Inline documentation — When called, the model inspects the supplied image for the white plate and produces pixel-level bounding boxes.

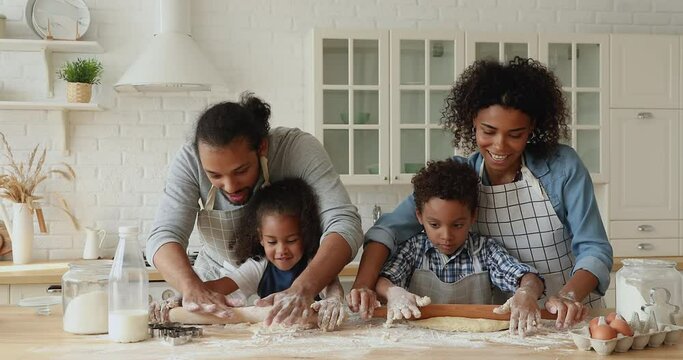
[32,0,90,40]
[24,0,41,38]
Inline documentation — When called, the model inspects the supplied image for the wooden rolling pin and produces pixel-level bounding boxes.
[167,306,318,326]
[373,304,557,320]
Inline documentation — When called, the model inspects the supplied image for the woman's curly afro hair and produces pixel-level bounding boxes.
[412,159,479,215]
[442,57,569,156]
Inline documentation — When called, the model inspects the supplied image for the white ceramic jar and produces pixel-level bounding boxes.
[616,258,683,325]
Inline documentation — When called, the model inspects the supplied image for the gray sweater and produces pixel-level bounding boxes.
[146,127,363,265]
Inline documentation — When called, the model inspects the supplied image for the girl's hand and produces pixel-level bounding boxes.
[545,292,588,329]
[494,288,541,337]
[310,296,346,331]
[255,286,315,326]
[384,286,431,325]
[346,288,380,320]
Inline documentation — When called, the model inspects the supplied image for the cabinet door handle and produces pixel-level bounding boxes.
[46,285,62,294]
[637,112,653,119]
[637,243,653,250]
[637,225,653,232]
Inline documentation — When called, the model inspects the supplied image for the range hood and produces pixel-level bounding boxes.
[114,0,224,92]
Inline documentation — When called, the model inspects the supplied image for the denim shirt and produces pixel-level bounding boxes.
[365,144,613,295]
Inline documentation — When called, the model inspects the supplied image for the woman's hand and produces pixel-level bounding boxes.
[384,286,431,325]
[346,288,380,320]
[255,286,315,326]
[545,292,588,329]
[311,296,346,331]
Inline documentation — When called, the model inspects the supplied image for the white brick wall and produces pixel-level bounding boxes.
[0,0,681,261]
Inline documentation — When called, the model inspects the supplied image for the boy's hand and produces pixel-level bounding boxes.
[545,292,588,329]
[346,288,380,320]
[311,296,346,331]
[493,287,541,337]
[385,286,431,325]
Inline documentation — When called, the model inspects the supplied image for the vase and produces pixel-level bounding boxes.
[11,202,34,264]
[66,82,92,103]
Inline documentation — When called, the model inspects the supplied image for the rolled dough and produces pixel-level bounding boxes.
[410,316,509,332]
[168,306,318,328]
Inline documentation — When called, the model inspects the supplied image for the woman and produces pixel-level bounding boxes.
[349,57,613,329]
[147,92,362,326]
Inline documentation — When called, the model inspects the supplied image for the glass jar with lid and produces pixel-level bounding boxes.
[616,258,683,325]
[62,260,112,334]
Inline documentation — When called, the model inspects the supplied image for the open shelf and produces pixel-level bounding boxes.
[0,39,104,98]
[0,101,104,155]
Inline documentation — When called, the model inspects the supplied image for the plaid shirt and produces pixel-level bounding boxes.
[380,231,541,293]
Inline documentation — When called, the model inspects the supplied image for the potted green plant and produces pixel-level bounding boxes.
[57,58,103,103]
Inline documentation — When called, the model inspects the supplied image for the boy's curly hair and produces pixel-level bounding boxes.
[442,57,570,156]
[412,159,479,215]
[234,178,322,264]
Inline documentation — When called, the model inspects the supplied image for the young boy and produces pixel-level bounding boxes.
[375,159,545,336]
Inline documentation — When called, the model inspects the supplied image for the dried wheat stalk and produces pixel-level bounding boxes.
[0,132,77,227]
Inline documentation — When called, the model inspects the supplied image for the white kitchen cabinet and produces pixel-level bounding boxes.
[9,283,55,304]
[389,30,464,183]
[465,33,537,65]
[314,29,463,185]
[609,109,679,220]
[610,34,680,109]
[0,285,8,305]
[314,29,390,185]
[539,34,609,183]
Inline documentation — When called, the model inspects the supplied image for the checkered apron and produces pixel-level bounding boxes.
[407,236,492,304]
[192,157,271,281]
[473,159,603,308]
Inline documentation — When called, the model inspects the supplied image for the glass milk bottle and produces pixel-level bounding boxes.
[108,226,149,342]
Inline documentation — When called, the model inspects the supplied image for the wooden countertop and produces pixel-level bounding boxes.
[1,257,679,286]
[1,305,681,359]
[0,259,360,285]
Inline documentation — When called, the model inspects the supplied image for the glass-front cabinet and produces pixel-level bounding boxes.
[390,30,464,183]
[314,30,389,185]
[539,34,609,183]
[465,33,537,65]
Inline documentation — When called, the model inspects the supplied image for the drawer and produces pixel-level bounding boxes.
[610,238,679,257]
[0,285,8,305]
[609,220,678,238]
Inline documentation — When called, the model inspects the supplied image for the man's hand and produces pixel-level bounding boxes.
[384,286,431,325]
[255,286,315,326]
[346,288,380,320]
[310,296,346,331]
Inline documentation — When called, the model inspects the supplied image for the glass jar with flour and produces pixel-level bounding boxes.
[62,260,112,334]
[616,258,683,325]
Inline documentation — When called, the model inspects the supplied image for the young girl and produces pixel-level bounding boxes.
[203,178,345,331]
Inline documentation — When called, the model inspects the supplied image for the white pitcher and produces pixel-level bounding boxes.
[83,227,106,260]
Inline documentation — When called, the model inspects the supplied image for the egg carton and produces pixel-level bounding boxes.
[569,312,683,355]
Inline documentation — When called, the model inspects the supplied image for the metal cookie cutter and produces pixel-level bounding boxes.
[640,287,681,325]
[149,322,203,346]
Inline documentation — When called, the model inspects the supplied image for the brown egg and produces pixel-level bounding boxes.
[588,316,602,331]
[609,314,634,336]
[605,312,618,324]
[591,324,618,340]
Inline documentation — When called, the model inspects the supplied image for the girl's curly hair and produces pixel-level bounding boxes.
[412,159,479,215]
[442,57,570,156]
[234,178,322,264]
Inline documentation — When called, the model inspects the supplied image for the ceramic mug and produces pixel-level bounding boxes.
[82,227,106,260]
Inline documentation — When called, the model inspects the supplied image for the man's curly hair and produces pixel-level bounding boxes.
[412,159,479,215]
[442,57,570,156]
[234,178,321,264]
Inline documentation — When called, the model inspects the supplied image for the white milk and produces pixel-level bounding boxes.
[63,290,108,334]
[108,309,149,343]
